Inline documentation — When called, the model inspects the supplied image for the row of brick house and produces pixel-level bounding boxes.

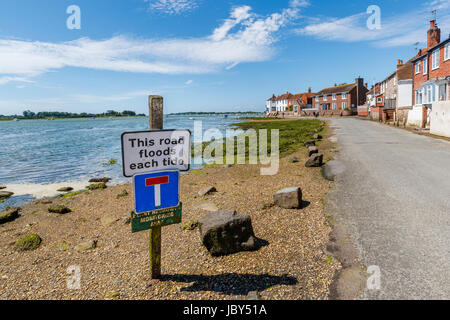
[266,78,369,117]
[265,18,449,137]
[359,19,449,134]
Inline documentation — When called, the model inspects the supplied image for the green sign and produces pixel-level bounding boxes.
[131,203,182,233]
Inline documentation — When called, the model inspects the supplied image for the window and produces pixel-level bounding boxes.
[315,103,319,109]
[377,97,382,103]
[332,103,337,110]
[315,96,319,102]
[423,56,428,74]
[342,93,347,99]
[445,43,450,61]
[342,102,347,109]
[415,61,421,74]
[425,84,433,103]
[332,94,337,100]
[432,49,440,70]
[415,89,423,105]
[324,95,328,101]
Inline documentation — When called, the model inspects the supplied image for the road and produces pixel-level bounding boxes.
[325,118,450,300]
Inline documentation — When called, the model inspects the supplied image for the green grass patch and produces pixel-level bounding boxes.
[193,119,325,164]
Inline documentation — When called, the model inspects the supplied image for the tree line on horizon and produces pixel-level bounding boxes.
[0,109,146,120]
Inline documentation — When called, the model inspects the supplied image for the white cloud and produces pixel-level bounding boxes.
[185,79,193,85]
[297,0,450,47]
[0,76,34,85]
[0,3,305,84]
[146,0,198,15]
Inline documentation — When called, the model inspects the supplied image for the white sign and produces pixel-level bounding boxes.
[121,130,191,177]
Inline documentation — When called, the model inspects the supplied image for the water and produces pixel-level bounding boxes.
[0,115,251,208]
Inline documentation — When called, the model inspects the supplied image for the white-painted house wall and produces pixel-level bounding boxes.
[430,101,450,138]
[397,80,413,108]
[407,106,424,126]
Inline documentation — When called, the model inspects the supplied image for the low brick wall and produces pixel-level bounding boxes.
[357,107,369,117]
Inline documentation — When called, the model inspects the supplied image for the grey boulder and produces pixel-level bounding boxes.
[308,146,319,157]
[305,154,323,167]
[274,187,303,209]
[199,210,258,256]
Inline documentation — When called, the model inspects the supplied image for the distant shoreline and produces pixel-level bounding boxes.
[0,115,147,122]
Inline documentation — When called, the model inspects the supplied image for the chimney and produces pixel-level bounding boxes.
[334,83,337,87]
[365,83,368,88]
[427,19,441,48]
[397,59,404,68]
[308,87,311,93]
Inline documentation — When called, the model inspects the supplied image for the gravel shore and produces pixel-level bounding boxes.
[0,130,340,300]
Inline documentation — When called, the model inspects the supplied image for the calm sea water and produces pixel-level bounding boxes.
[0,115,249,208]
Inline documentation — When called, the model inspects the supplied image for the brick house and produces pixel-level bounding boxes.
[410,19,450,127]
[314,78,368,115]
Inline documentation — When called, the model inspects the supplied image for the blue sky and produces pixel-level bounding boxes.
[0,0,449,115]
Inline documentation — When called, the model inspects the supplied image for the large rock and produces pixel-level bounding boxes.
[308,146,319,157]
[305,154,323,167]
[0,207,20,224]
[0,185,6,190]
[304,140,316,148]
[0,191,14,199]
[313,133,323,140]
[198,186,217,197]
[199,210,258,256]
[274,187,303,209]
[321,160,346,181]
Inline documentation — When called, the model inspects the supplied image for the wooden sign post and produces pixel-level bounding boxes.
[148,95,163,279]
[121,96,189,280]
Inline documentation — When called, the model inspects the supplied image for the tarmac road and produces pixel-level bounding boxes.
[325,118,450,300]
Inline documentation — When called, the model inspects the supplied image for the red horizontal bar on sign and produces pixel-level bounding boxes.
[145,176,169,187]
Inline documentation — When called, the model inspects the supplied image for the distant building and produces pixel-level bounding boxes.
[314,78,368,114]
[266,89,317,115]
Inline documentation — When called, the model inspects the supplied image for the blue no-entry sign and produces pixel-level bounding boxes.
[133,171,179,214]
